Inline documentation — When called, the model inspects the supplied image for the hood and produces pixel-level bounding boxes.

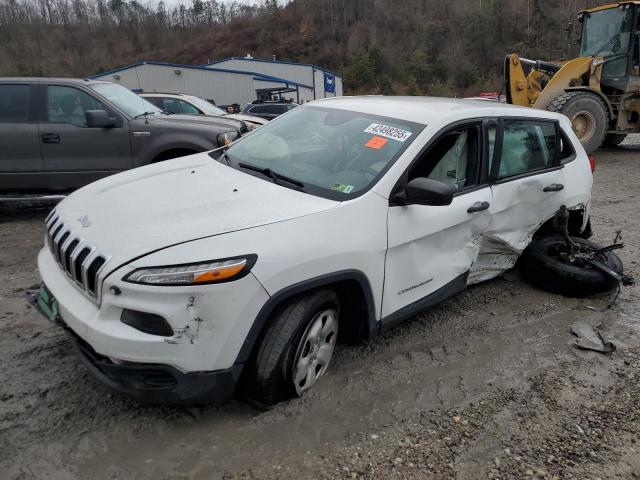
[224,113,268,126]
[54,155,338,270]
[149,113,242,131]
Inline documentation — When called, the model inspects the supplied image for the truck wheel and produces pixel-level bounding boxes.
[522,235,622,297]
[250,290,340,405]
[603,133,627,147]
[547,92,608,154]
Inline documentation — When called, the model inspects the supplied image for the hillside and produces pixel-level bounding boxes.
[0,0,603,95]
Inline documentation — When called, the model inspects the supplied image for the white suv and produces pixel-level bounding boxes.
[33,97,593,405]
[140,93,268,129]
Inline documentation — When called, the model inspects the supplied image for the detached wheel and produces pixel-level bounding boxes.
[547,92,608,154]
[250,290,339,405]
[522,235,622,297]
[603,133,627,147]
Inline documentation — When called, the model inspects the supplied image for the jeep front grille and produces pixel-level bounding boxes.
[45,212,110,301]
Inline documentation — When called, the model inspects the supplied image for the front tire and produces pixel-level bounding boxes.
[250,290,339,405]
[522,235,622,297]
[547,92,608,154]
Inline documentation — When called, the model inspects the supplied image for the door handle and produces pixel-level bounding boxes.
[41,133,60,144]
[467,201,490,214]
[543,183,564,192]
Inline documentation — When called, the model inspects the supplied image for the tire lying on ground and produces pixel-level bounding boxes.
[522,235,622,297]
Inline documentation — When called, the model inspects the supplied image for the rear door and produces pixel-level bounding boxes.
[39,84,132,191]
[486,118,569,263]
[0,83,46,191]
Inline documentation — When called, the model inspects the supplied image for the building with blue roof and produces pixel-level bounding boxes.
[90,56,342,107]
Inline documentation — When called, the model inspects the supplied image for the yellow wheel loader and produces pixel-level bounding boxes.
[505,2,640,153]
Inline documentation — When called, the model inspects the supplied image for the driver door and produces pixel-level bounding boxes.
[382,121,492,320]
[39,84,131,190]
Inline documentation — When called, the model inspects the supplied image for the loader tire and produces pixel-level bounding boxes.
[547,92,608,154]
[603,133,627,147]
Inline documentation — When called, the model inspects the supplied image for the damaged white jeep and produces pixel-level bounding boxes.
[31,96,625,405]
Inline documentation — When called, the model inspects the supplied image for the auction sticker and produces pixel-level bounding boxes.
[365,136,388,150]
[332,183,354,194]
[364,123,412,142]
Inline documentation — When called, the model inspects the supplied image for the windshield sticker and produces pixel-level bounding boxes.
[365,136,388,150]
[332,183,354,194]
[364,124,412,142]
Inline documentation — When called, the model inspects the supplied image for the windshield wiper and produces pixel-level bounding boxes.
[238,162,305,190]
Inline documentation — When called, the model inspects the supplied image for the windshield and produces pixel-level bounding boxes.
[185,95,227,116]
[223,106,423,199]
[580,7,632,58]
[90,83,162,118]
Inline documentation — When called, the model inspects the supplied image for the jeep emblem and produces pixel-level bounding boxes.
[77,215,91,228]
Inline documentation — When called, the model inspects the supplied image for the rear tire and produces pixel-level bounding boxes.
[603,133,627,147]
[250,290,340,406]
[547,92,608,154]
[522,235,622,297]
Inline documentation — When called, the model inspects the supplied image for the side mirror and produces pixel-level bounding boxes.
[395,177,454,206]
[85,110,116,128]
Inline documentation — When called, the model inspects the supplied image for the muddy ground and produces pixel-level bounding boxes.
[2,142,640,479]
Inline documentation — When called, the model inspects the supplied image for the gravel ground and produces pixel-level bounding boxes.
[2,141,640,479]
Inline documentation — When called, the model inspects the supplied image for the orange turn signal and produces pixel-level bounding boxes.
[193,261,246,284]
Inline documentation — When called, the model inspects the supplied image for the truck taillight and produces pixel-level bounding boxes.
[588,155,596,173]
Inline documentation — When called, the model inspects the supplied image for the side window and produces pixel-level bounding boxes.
[270,105,288,115]
[176,99,200,114]
[0,84,30,122]
[409,124,481,191]
[145,97,163,109]
[250,105,268,114]
[494,120,556,179]
[47,85,104,126]
[559,129,576,164]
[161,98,181,114]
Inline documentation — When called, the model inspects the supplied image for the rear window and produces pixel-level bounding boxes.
[494,120,557,179]
[0,85,30,122]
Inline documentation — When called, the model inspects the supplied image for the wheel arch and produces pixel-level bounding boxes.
[234,270,378,365]
[532,205,592,240]
[150,147,201,163]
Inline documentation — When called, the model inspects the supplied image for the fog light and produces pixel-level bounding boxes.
[121,309,174,337]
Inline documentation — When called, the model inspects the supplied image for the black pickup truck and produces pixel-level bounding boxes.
[0,78,246,194]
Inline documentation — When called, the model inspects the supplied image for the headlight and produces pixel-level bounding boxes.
[218,131,239,147]
[124,255,257,286]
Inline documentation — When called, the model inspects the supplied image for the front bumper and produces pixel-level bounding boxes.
[36,247,269,373]
[28,287,243,405]
[68,325,242,405]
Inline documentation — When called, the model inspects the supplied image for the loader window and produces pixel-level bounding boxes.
[494,120,556,179]
[580,7,632,77]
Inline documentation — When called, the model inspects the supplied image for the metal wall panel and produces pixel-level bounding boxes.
[92,61,340,106]
[94,64,263,105]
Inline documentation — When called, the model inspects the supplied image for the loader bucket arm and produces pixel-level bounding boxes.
[504,54,530,107]
[532,57,598,110]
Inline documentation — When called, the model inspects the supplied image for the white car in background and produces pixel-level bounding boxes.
[141,92,267,130]
[33,96,610,406]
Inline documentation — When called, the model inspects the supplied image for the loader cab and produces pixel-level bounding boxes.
[578,3,638,89]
